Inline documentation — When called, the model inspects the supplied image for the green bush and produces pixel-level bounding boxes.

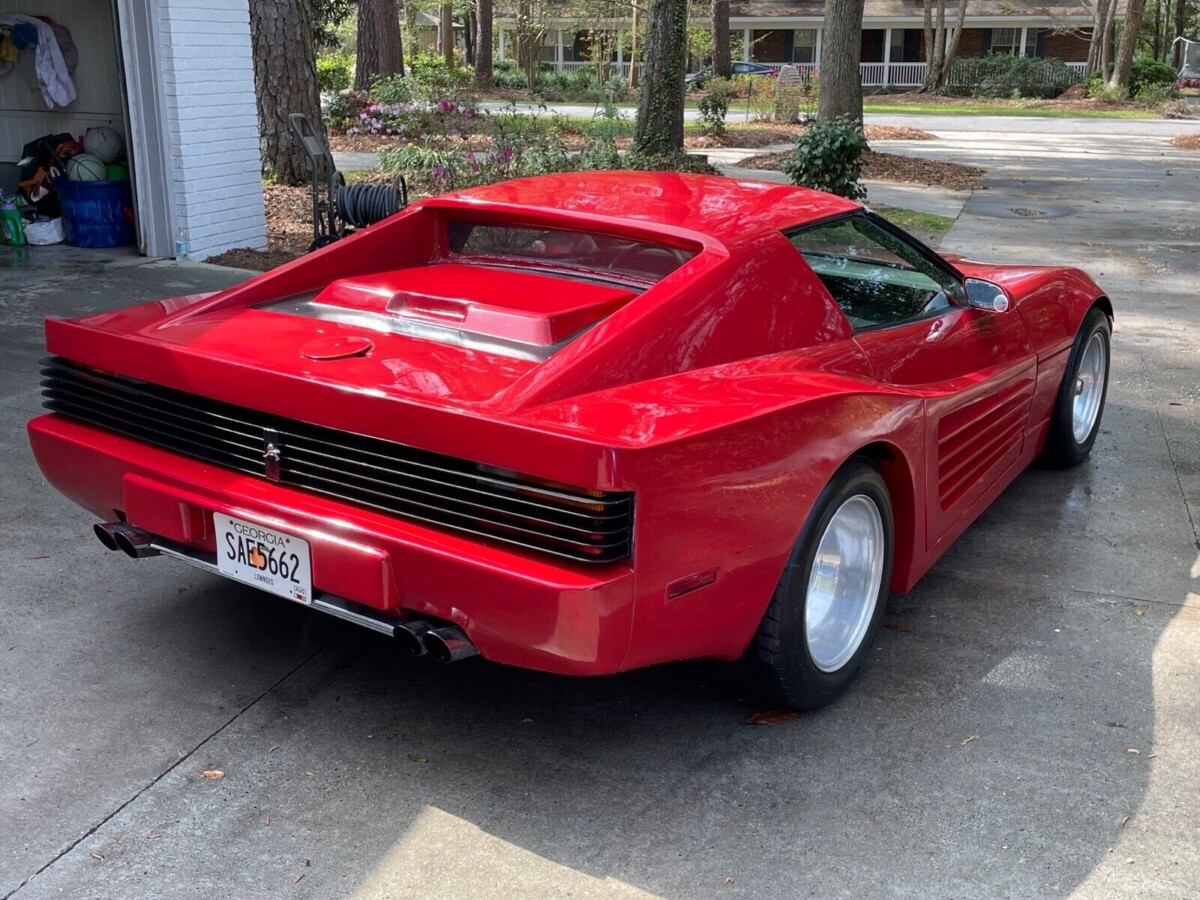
[326,88,371,130]
[781,116,868,200]
[698,77,734,134]
[953,54,1075,100]
[316,52,353,93]
[1090,82,1129,103]
[1134,81,1178,104]
[493,60,528,90]
[409,51,472,100]
[370,74,413,105]
[1129,58,1178,96]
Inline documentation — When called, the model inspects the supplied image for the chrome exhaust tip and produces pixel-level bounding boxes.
[394,621,433,657]
[93,522,121,551]
[111,524,160,559]
[422,625,479,664]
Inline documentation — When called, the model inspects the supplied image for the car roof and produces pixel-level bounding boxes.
[445,172,861,246]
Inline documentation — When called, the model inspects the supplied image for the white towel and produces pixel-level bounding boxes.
[0,14,77,109]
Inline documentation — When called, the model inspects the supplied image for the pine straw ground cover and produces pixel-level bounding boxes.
[1170,134,1200,150]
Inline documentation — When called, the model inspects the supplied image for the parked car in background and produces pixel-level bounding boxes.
[686,61,781,89]
[28,173,1112,709]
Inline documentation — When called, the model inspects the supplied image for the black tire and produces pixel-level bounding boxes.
[751,459,894,709]
[1041,306,1111,468]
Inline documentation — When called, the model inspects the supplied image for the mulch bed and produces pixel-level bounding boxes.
[1170,134,1200,149]
[687,123,935,149]
[736,149,985,191]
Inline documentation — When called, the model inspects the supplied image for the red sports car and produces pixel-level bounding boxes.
[28,173,1112,707]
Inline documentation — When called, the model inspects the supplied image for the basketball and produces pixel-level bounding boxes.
[82,126,124,164]
[66,153,107,181]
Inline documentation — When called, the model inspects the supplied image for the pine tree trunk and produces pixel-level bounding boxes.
[250,0,324,186]
[628,1,639,89]
[818,0,865,121]
[355,0,403,90]
[712,0,731,78]
[464,7,475,65]
[1173,0,1186,67]
[440,4,455,66]
[633,0,688,155]
[1109,0,1148,88]
[475,0,494,85]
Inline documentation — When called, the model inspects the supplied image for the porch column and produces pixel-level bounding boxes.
[1019,26,1028,57]
[883,27,892,86]
[743,28,751,62]
[557,29,565,70]
[617,30,624,76]
[814,27,822,66]
[499,29,506,61]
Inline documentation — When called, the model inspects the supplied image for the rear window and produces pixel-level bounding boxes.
[448,222,694,283]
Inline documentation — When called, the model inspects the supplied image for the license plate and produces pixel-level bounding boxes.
[215,514,312,603]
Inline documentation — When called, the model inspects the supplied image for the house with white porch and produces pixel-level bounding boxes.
[501,0,1103,89]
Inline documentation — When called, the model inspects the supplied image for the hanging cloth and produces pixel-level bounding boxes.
[0,14,76,108]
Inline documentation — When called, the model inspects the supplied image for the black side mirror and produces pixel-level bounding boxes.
[964,278,1010,313]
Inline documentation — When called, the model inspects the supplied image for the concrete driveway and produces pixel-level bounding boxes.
[1,126,1198,899]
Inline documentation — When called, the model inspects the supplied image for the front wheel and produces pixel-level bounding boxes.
[751,460,894,709]
[1041,306,1111,468]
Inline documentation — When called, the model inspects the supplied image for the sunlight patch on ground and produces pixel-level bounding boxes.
[353,806,662,900]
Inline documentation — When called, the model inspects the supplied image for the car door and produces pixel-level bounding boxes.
[786,213,1037,549]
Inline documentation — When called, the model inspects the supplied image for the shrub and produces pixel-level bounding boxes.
[370,74,413,105]
[954,54,1075,100]
[1129,58,1178,97]
[781,116,868,200]
[1090,82,1129,103]
[698,77,734,134]
[316,52,353,93]
[409,51,472,100]
[1134,81,1177,105]
[326,89,371,130]
[494,60,528,90]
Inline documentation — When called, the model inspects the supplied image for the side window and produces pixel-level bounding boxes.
[787,215,965,331]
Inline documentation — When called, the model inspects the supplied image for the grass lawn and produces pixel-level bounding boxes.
[871,206,956,246]
[860,101,1156,119]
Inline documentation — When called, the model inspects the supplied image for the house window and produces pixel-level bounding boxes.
[991,28,1020,55]
[792,29,816,63]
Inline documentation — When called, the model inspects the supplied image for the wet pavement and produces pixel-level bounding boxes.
[1,125,1198,899]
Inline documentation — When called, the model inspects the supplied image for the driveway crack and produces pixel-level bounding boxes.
[1141,353,1200,548]
[1,640,333,899]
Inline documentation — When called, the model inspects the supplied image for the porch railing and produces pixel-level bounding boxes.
[548,58,1088,89]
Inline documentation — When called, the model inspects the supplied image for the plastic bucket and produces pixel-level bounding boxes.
[55,178,135,248]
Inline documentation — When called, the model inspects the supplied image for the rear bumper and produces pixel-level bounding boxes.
[28,414,636,675]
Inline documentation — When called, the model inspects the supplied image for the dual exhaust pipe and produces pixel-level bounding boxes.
[94,522,160,558]
[93,520,479,663]
[395,621,479,663]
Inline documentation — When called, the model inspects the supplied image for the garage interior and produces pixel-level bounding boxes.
[0,1,143,262]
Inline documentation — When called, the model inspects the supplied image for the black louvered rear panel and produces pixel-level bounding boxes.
[41,357,633,563]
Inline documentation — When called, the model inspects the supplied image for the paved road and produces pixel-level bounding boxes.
[478,99,1200,136]
[1,127,1198,898]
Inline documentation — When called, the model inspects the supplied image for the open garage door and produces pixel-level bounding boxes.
[0,0,172,257]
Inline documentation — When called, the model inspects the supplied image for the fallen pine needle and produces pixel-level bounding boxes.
[961,734,980,746]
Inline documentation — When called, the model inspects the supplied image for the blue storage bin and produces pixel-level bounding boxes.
[56,178,135,248]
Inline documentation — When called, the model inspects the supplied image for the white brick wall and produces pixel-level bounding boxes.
[157,0,266,259]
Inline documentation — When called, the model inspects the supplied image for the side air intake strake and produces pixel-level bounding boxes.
[41,357,633,563]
